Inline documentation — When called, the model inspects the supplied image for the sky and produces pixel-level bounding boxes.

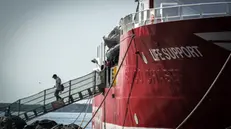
[0,0,136,103]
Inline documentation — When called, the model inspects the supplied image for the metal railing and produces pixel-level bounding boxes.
[3,71,104,121]
[120,1,231,33]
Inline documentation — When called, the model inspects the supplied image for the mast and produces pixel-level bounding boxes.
[149,0,154,8]
[135,0,154,10]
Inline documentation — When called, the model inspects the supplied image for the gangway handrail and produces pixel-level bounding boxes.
[18,88,96,117]
[21,78,94,105]
[25,76,94,102]
[5,71,94,106]
[2,70,102,119]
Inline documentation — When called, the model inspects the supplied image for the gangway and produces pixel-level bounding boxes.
[1,71,104,122]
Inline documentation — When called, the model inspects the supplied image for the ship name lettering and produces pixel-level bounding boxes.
[149,46,203,61]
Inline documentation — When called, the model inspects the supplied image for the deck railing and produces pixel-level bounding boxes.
[120,1,231,33]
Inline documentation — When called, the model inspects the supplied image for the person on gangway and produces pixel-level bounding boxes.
[52,74,64,101]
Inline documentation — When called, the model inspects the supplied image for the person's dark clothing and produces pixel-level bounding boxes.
[54,89,62,101]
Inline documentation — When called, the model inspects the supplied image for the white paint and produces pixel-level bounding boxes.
[138,0,150,11]
[101,122,172,129]
[141,52,148,64]
[92,106,173,129]
[135,0,153,28]
[134,113,139,125]
[92,106,172,129]
[92,106,103,129]
[149,46,203,61]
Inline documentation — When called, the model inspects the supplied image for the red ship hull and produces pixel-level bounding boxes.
[93,16,231,129]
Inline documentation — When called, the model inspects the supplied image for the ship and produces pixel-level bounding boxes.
[92,0,231,129]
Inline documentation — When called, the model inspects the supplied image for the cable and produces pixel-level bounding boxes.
[78,79,98,129]
[82,33,136,129]
[175,53,231,129]
[122,30,139,129]
[73,75,98,126]
[72,71,98,124]
[72,98,89,124]
[72,97,92,124]
[78,98,92,129]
